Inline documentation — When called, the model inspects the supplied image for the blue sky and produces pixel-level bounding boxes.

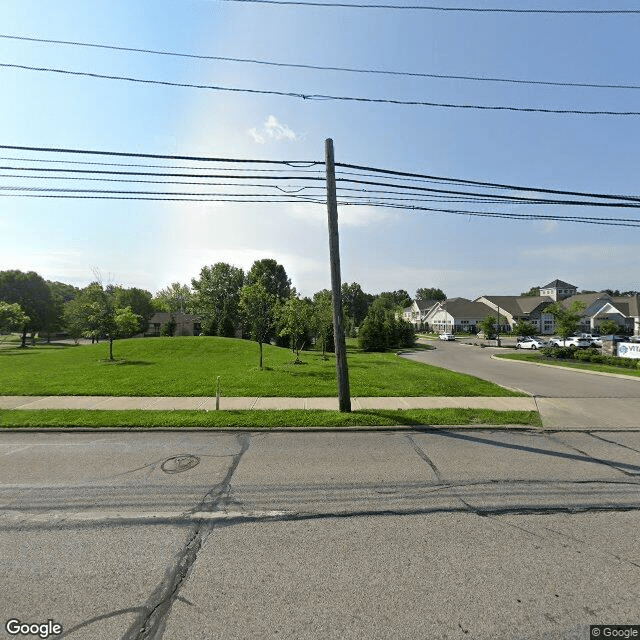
[1,0,639,300]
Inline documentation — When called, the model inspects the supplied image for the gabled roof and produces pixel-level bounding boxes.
[612,294,640,317]
[476,295,553,316]
[541,279,577,289]
[558,292,611,311]
[416,298,439,312]
[433,298,494,319]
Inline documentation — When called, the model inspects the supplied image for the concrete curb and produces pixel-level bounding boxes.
[491,354,640,381]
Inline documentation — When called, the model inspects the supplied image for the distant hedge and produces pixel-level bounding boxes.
[540,346,640,369]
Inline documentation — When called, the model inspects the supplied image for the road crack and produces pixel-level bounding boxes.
[119,433,251,640]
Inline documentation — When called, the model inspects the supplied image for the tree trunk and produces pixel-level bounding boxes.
[20,327,27,348]
[109,337,114,361]
[259,341,263,370]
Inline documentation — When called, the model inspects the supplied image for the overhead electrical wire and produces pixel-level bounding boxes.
[215,0,640,12]
[2,33,638,92]
[3,144,640,227]
[2,63,640,116]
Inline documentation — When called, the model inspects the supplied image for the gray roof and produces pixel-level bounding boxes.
[416,298,439,312]
[477,295,553,316]
[541,279,577,289]
[438,298,495,319]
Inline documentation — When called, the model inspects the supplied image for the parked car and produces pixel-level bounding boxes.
[515,337,549,350]
[548,336,592,348]
[439,332,456,341]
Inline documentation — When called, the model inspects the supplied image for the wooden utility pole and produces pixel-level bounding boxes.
[325,138,351,412]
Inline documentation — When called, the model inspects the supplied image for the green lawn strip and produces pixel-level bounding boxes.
[0,409,541,428]
[0,336,522,397]
[496,352,640,377]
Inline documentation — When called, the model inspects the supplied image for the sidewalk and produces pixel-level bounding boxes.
[0,396,536,411]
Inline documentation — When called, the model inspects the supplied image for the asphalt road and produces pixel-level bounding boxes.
[403,341,640,430]
[1,430,639,640]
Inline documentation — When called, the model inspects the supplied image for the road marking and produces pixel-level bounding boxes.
[0,509,290,525]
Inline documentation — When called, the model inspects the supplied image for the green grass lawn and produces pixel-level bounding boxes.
[0,408,541,429]
[0,336,522,397]
[496,351,640,377]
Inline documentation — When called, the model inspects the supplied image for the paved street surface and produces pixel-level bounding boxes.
[1,430,639,639]
[404,341,640,429]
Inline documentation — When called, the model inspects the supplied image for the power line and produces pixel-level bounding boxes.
[3,62,640,116]
[215,0,640,12]
[0,144,319,166]
[2,33,638,91]
[335,162,640,202]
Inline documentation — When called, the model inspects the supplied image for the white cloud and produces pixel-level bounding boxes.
[536,220,558,234]
[247,115,299,144]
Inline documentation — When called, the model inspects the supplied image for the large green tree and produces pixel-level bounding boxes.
[415,287,446,302]
[154,282,192,313]
[0,270,53,347]
[378,290,412,309]
[246,259,291,301]
[114,287,154,334]
[358,298,415,352]
[191,263,245,336]
[239,279,277,370]
[341,282,374,326]
[0,302,29,337]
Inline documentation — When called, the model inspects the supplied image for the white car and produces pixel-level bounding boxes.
[549,336,592,348]
[515,337,549,350]
[439,333,456,341]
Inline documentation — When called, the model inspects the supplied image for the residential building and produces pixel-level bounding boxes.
[475,295,555,333]
[425,298,495,333]
[539,279,578,301]
[146,312,201,337]
[403,299,440,328]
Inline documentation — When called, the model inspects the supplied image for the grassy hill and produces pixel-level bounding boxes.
[0,336,523,397]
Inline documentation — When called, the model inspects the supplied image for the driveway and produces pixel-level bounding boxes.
[403,341,640,429]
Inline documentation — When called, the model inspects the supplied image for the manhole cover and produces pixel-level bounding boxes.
[161,454,201,474]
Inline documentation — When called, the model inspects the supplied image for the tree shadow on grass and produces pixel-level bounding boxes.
[97,359,154,366]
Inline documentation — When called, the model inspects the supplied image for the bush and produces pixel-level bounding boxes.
[358,304,415,352]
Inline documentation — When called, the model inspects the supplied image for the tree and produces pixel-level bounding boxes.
[0,302,30,337]
[378,290,412,309]
[415,287,446,302]
[598,319,620,335]
[512,320,538,338]
[246,259,291,301]
[239,280,277,370]
[545,301,586,344]
[312,289,334,359]
[74,283,142,360]
[358,298,415,352]
[191,263,245,336]
[479,315,497,340]
[0,270,53,347]
[341,282,373,326]
[154,282,192,313]
[114,287,154,335]
[520,286,540,297]
[277,294,312,363]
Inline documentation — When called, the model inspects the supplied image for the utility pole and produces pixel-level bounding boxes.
[325,138,351,412]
